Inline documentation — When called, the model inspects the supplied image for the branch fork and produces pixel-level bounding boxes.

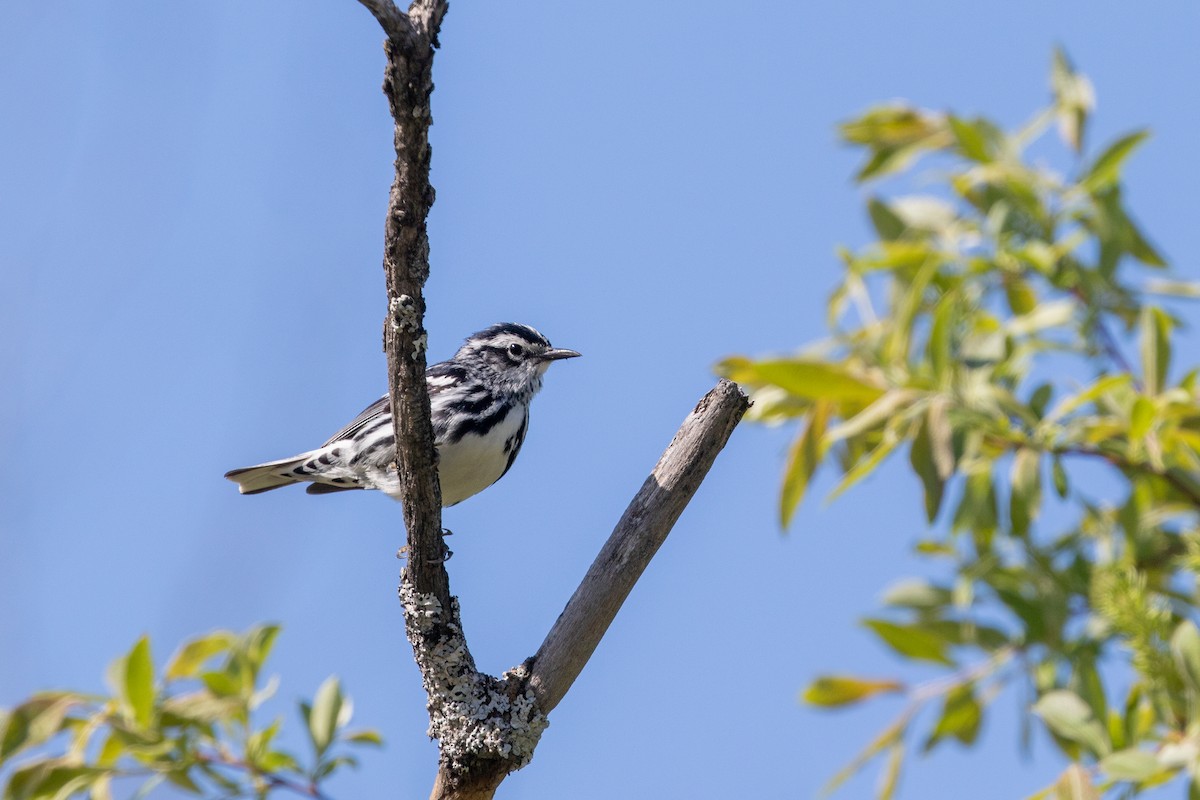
[359,2,750,797]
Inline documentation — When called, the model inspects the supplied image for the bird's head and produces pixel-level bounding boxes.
[454,323,580,399]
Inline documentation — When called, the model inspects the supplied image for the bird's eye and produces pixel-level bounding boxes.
[508,343,525,358]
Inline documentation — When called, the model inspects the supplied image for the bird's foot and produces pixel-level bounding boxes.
[429,542,453,564]
[396,540,452,563]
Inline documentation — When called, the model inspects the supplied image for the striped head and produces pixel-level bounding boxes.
[453,323,580,401]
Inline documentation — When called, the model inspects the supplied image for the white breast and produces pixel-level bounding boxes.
[436,406,527,506]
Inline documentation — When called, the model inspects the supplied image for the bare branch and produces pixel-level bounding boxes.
[528,379,750,712]
[407,0,450,43]
[358,4,749,796]
[356,0,412,40]
[367,0,450,601]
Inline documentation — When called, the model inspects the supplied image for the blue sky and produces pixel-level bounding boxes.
[3,3,1199,798]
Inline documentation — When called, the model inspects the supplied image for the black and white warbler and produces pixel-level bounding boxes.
[225,323,580,506]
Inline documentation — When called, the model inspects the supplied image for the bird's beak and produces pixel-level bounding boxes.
[542,348,581,361]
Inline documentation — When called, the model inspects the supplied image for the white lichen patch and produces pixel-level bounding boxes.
[399,583,549,775]
[390,294,420,332]
[411,331,428,360]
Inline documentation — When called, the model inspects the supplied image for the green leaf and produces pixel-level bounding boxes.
[926,398,955,481]
[1005,278,1038,317]
[1171,620,1200,693]
[243,624,281,682]
[952,468,999,544]
[123,637,155,729]
[947,115,997,163]
[717,357,885,404]
[4,759,107,800]
[1081,130,1149,193]
[1144,279,1200,298]
[1054,764,1100,800]
[344,729,384,747]
[1009,448,1042,538]
[868,198,907,241]
[1034,690,1110,757]
[802,676,903,708]
[162,768,203,795]
[929,292,956,385]
[923,684,982,752]
[878,742,904,800]
[820,715,909,797]
[862,620,954,666]
[881,579,951,610]
[1006,300,1074,336]
[1051,456,1069,499]
[307,676,343,759]
[909,417,945,523]
[0,694,81,764]
[826,428,903,503]
[1139,306,1172,395]
[1098,748,1162,782]
[166,632,236,680]
[1125,214,1166,267]
[780,402,830,527]
[246,718,282,763]
[825,390,919,445]
[1029,384,1054,419]
[1044,374,1133,423]
[1050,48,1094,153]
[1129,396,1154,440]
[200,670,242,699]
[260,750,302,773]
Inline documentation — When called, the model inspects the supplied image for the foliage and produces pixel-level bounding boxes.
[718,49,1200,798]
[0,626,380,800]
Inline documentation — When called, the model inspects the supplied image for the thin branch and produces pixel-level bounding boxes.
[986,431,1200,509]
[194,751,333,800]
[1069,285,1141,387]
[1056,444,1200,509]
[528,379,750,712]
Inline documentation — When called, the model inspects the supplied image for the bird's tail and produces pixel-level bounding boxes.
[224,454,312,495]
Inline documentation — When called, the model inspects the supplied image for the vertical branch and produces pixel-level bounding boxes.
[360,4,510,798]
[366,0,451,603]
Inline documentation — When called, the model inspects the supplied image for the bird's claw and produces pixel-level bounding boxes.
[429,542,453,564]
[398,543,453,563]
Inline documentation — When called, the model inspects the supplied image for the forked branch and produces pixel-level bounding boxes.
[359,3,749,799]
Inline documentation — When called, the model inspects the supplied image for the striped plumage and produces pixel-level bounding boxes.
[225,323,579,506]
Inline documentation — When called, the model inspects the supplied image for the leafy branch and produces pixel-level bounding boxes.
[719,49,1200,799]
[0,626,380,800]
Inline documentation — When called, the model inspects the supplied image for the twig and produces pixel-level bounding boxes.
[985,431,1200,510]
[1069,286,1141,388]
[196,751,333,800]
[1055,444,1200,509]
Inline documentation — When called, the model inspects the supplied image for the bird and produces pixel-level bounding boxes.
[225,323,580,506]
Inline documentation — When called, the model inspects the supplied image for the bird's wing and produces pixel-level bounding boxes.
[320,394,390,446]
[318,362,467,446]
